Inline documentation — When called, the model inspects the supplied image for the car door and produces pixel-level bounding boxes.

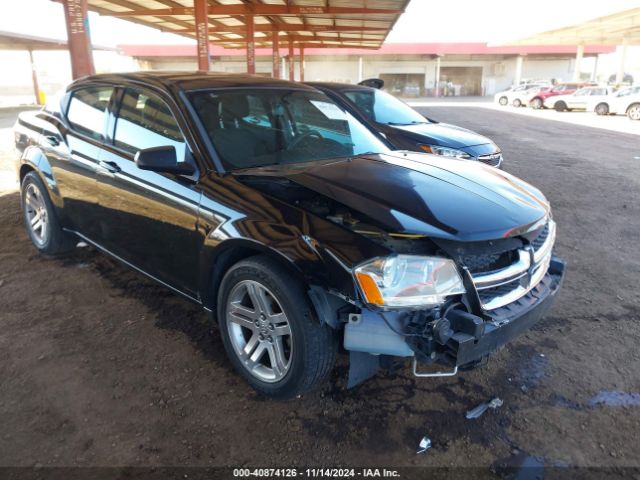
[95,87,203,298]
[566,89,589,109]
[49,85,114,239]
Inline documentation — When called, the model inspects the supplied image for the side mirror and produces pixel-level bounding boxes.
[134,146,195,175]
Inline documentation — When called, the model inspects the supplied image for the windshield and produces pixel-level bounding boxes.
[190,89,390,170]
[342,88,428,125]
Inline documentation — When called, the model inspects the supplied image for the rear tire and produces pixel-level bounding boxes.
[512,98,522,108]
[554,101,567,112]
[21,171,77,257]
[498,96,508,106]
[531,98,543,109]
[627,103,640,121]
[595,103,609,116]
[217,255,337,399]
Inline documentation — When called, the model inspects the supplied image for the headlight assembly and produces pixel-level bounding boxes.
[419,144,472,159]
[354,255,466,308]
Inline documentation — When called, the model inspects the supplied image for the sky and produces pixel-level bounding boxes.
[1,0,639,46]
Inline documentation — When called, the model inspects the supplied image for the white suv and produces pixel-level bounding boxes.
[544,86,615,112]
[588,86,640,119]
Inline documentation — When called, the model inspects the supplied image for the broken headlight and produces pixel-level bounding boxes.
[354,255,466,308]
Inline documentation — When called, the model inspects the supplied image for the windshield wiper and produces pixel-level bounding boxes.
[386,120,429,126]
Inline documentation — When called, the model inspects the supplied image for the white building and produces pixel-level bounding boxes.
[120,42,615,96]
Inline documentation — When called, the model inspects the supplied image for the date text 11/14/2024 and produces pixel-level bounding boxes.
[233,468,401,478]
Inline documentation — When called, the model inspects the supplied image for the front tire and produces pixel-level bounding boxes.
[554,101,567,112]
[217,255,337,399]
[21,171,76,257]
[627,103,640,121]
[595,103,609,116]
[498,96,508,106]
[531,98,543,109]
[512,98,522,108]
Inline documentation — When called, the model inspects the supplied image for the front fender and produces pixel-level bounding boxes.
[197,225,355,311]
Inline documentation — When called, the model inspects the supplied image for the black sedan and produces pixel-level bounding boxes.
[307,82,504,168]
[15,72,562,399]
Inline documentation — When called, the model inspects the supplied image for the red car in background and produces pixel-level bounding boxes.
[529,82,597,109]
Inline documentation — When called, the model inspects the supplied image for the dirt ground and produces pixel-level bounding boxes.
[1,106,639,472]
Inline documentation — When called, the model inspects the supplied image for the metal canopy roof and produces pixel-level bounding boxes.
[0,30,114,51]
[506,7,640,46]
[81,0,410,49]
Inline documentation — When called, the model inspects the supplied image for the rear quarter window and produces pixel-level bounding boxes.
[66,87,114,140]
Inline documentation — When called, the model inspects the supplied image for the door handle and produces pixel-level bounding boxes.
[98,160,121,173]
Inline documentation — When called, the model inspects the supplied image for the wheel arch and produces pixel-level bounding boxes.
[19,146,58,198]
[200,238,316,316]
[626,102,640,116]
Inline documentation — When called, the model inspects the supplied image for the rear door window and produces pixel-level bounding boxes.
[67,86,114,140]
[114,88,187,161]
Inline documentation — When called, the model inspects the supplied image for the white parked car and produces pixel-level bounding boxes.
[494,84,549,107]
[587,86,640,119]
[544,86,615,112]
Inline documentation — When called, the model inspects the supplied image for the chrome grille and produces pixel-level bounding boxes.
[477,152,503,167]
[470,220,556,310]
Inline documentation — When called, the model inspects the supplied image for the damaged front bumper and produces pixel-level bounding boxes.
[345,256,565,387]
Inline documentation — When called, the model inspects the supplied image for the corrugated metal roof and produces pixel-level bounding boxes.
[84,0,410,49]
[505,7,640,46]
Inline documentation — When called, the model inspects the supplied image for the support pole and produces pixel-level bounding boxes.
[62,0,95,79]
[194,0,210,71]
[358,56,363,82]
[591,54,600,82]
[615,40,628,85]
[434,56,441,97]
[514,55,524,86]
[572,44,584,82]
[28,49,42,106]
[272,32,280,79]
[299,47,305,82]
[288,39,295,81]
[246,14,255,74]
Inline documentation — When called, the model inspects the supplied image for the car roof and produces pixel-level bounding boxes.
[70,71,318,92]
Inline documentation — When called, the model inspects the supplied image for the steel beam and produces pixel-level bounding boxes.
[194,0,210,71]
[272,32,280,79]
[107,5,402,17]
[28,49,42,105]
[215,42,380,50]
[299,46,305,82]
[288,39,295,81]
[246,14,255,74]
[173,25,388,34]
[62,0,95,79]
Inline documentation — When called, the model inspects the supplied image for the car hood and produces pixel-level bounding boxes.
[234,152,549,242]
[386,121,494,149]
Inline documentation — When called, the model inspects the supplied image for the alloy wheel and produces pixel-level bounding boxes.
[24,183,49,247]
[628,105,640,121]
[225,280,293,383]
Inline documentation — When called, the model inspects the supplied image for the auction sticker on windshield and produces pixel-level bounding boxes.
[310,100,348,120]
